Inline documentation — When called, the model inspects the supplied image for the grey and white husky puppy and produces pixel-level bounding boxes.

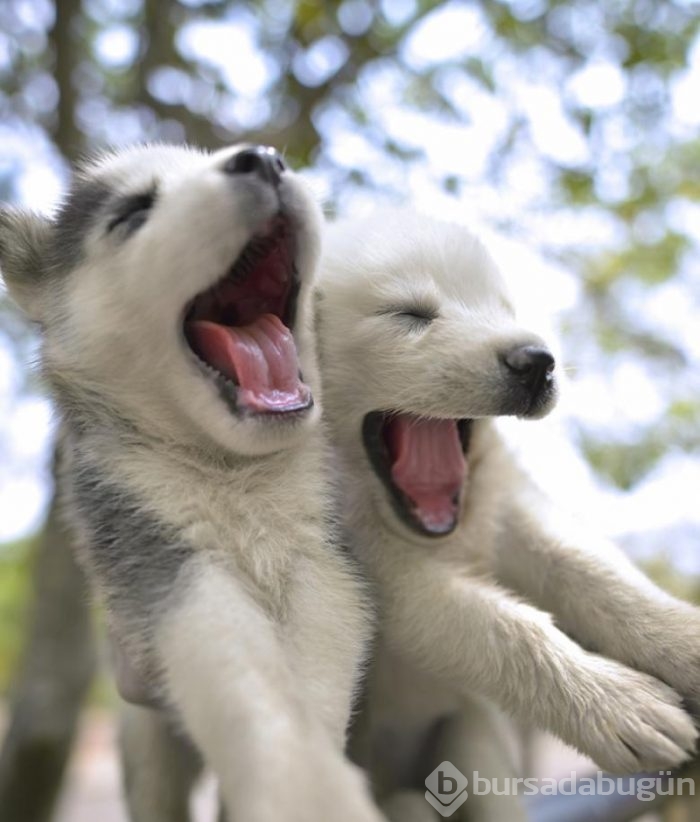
[317,209,699,822]
[0,144,383,822]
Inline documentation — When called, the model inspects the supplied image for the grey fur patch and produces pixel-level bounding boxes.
[50,178,113,274]
[70,458,194,633]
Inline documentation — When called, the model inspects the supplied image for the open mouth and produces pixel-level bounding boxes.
[183,215,312,416]
[363,412,472,537]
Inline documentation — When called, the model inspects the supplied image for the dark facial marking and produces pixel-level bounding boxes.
[106,190,156,236]
[50,179,113,274]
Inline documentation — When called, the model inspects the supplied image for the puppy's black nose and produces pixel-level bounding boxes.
[223,146,286,186]
[502,345,555,391]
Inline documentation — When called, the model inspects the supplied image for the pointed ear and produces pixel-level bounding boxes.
[0,207,53,321]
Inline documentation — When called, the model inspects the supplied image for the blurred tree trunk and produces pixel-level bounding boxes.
[0,2,97,820]
[0,480,96,822]
[53,0,83,159]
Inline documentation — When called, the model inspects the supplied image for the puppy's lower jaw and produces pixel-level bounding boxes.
[187,314,311,414]
[184,215,312,416]
[363,412,472,538]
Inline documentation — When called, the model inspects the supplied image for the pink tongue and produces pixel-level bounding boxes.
[186,314,311,413]
[385,415,466,533]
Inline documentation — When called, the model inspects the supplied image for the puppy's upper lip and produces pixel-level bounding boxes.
[182,214,312,416]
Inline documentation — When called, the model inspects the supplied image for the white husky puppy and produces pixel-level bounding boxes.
[0,144,383,822]
[317,209,699,821]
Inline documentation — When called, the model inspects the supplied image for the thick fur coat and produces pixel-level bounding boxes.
[317,209,700,822]
[0,144,383,822]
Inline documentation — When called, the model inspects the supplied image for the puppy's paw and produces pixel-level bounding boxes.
[571,658,697,773]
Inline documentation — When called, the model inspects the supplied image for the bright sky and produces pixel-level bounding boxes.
[1,2,699,572]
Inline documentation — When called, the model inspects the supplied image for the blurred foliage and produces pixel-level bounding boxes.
[0,539,33,692]
[640,555,700,606]
[582,395,700,490]
[0,0,699,484]
[0,535,114,703]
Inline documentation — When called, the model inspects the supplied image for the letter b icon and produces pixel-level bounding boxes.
[425,761,469,817]
[438,771,458,796]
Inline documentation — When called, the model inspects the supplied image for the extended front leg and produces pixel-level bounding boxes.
[496,486,700,714]
[379,558,697,774]
[155,560,383,822]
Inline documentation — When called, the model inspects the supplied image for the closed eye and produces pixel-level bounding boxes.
[378,304,438,328]
[397,309,436,322]
[107,191,156,236]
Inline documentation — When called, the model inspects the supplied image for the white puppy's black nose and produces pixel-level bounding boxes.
[502,345,555,391]
[223,146,286,186]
